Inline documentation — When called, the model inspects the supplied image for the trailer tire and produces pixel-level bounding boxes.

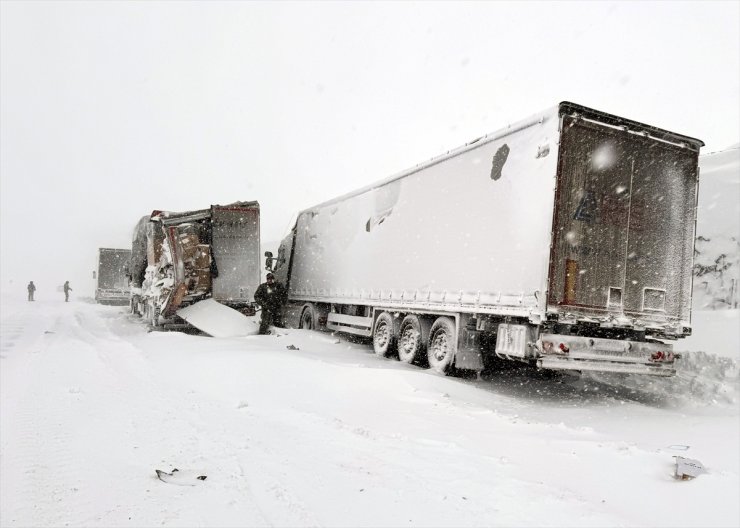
[427,317,457,374]
[373,311,397,357]
[299,305,315,330]
[398,314,427,365]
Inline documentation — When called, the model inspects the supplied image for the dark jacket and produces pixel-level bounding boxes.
[254,281,287,313]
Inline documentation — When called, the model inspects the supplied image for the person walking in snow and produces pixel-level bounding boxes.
[27,281,36,301]
[254,272,287,335]
[63,281,72,302]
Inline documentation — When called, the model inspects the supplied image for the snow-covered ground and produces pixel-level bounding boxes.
[1,293,737,527]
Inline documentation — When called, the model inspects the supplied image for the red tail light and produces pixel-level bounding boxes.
[650,351,676,362]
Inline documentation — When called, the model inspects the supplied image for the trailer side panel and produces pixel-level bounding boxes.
[287,109,561,316]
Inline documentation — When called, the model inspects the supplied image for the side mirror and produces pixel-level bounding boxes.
[264,251,274,271]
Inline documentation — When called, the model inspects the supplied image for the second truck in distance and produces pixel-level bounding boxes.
[95,248,132,305]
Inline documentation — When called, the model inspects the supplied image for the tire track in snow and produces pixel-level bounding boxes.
[41,304,275,527]
[1,302,168,526]
[1,323,85,526]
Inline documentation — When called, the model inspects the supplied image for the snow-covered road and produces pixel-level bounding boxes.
[1,296,738,527]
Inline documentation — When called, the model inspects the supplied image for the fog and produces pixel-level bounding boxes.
[1,1,738,297]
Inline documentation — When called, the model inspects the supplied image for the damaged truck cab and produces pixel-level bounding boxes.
[128,201,261,329]
[271,102,703,377]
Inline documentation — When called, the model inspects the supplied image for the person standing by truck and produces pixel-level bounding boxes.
[254,273,286,335]
[63,281,72,302]
[27,281,36,301]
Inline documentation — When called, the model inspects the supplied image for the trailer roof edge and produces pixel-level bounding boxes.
[297,102,704,217]
[559,101,705,151]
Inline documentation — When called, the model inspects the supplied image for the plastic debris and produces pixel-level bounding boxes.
[673,456,707,480]
[155,468,208,486]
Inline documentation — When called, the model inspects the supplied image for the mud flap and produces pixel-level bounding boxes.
[455,316,484,371]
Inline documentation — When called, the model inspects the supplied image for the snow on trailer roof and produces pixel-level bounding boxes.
[299,101,705,216]
[151,201,260,226]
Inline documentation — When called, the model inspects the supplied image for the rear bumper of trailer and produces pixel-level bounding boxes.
[537,356,676,376]
[536,333,678,377]
[494,324,678,376]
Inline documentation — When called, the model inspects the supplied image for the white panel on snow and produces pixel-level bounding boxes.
[674,456,707,480]
[177,299,259,337]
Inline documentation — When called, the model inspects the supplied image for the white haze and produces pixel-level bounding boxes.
[1,1,739,297]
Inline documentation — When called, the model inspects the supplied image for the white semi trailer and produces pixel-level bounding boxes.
[268,102,703,376]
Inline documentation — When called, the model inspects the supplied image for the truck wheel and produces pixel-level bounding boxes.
[373,312,397,357]
[398,314,426,364]
[299,305,315,330]
[427,317,457,374]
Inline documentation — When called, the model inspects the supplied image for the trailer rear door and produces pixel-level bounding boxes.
[98,249,131,290]
[211,204,260,304]
[548,115,698,323]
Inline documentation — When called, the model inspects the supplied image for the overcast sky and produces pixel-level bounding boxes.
[1,1,738,297]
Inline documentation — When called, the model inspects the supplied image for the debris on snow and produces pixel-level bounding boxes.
[155,468,208,486]
[673,457,707,480]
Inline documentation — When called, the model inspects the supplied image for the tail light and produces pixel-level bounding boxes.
[650,351,676,363]
[541,341,569,355]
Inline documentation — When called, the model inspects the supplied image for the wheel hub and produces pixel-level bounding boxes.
[400,327,418,352]
[431,332,448,361]
[375,323,389,347]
